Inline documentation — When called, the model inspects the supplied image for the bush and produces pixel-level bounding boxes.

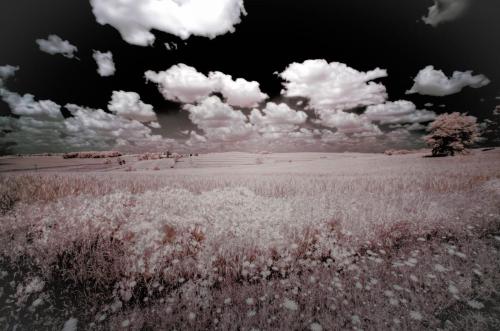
[424,112,481,156]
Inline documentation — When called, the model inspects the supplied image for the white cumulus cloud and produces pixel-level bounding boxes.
[406,65,490,96]
[250,102,307,133]
[90,0,246,46]
[316,111,382,135]
[108,91,157,123]
[64,104,161,149]
[279,59,388,112]
[423,0,469,27]
[183,96,255,142]
[93,50,116,77]
[145,64,267,107]
[0,85,166,154]
[146,64,216,104]
[0,90,64,121]
[209,71,268,108]
[36,35,78,58]
[364,100,436,124]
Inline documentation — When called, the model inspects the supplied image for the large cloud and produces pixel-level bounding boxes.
[406,65,490,96]
[90,0,246,46]
[183,96,255,142]
[364,101,437,124]
[145,64,267,107]
[93,51,116,77]
[249,102,307,134]
[423,0,469,26]
[279,59,388,112]
[36,35,78,58]
[108,91,158,123]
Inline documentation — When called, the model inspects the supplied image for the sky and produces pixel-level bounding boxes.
[0,0,499,154]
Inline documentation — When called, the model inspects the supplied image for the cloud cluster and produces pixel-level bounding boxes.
[278,60,390,136]
[0,71,164,154]
[0,90,64,121]
[3,57,472,153]
[108,91,157,123]
[64,103,162,150]
[364,101,436,124]
[423,0,469,26]
[279,59,388,112]
[406,66,490,96]
[93,50,116,77]
[90,0,246,46]
[142,61,437,151]
[145,64,268,107]
[36,35,78,58]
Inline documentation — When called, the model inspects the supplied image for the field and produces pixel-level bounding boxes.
[0,149,499,330]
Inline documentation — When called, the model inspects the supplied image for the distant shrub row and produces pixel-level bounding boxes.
[62,151,122,159]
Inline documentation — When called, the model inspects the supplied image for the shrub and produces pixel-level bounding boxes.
[424,112,481,156]
[138,153,162,161]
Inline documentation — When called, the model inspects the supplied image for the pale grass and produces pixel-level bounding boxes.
[0,151,499,330]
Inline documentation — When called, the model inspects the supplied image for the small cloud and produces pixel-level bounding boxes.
[93,50,116,77]
[423,0,469,27]
[149,122,161,129]
[406,65,490,96]
[36,35,78,58]
[0,65,19,86]
[317,110,382,135]
[165,42,178,51]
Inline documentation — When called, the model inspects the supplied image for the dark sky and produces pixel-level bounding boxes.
[0,0,499,153]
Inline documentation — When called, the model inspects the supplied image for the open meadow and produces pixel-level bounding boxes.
[0,149,499,330]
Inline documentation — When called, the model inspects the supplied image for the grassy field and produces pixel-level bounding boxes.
[0,150,499,330]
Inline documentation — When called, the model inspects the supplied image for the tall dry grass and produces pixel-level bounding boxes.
[0,153,499,330]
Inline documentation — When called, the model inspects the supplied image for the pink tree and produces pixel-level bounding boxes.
[424,112,481,156]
